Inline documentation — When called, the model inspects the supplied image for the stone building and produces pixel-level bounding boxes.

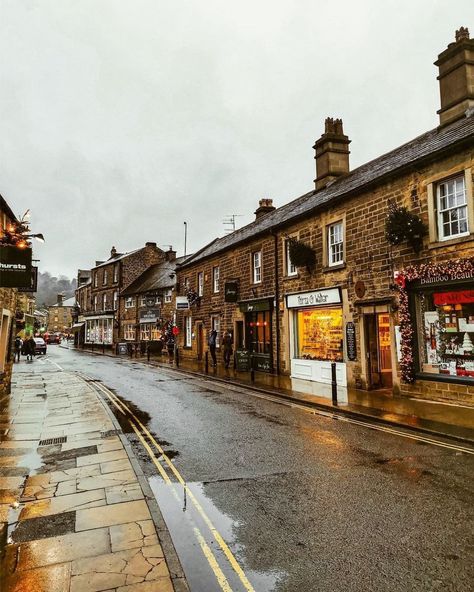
[176,28,474,406]
[47,294,75,334]
[118,249,185,350]
[76,243,167,350]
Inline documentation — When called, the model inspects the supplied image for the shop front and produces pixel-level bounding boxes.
[287,288,347,386]
[85,315,114,344]
[139,309,162,342]
[238,298,273,372]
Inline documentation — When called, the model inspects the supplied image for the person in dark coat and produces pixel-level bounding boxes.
[222,329,233,369]
[208,329,217,367]
[22,336,36,362]
[14,337,22,363]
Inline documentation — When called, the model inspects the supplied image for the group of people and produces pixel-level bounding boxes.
[14,335,36,362]
[208,328,233,369]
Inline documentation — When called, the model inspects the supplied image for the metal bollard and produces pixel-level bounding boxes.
[147,347,150,362]
[205,351,209,373]
[331,362,338,406]
[250,368,255,382]
[175,347,179,368]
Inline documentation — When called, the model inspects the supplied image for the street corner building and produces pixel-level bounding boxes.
[175,27,474,407]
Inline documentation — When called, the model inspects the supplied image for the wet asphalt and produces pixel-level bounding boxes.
[44,347,474,592]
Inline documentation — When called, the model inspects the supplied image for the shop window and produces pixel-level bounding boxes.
[124,324,136,341]
[125,297,135,309]
[414,287,474,380]
[185,316,192,347]
[140,324,159,341]
[213,266,220,293]
[296,307,343,361]
[245,311,271,354]
[285,239,297,277]
[436,176,469,241]
[328,222,344,266]
[198,272,204,296]
[252,251,262,284]
[211,315,220,347]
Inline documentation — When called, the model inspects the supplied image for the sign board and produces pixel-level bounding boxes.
[252,353,272,373]
[224,282,239,303]
[354,280,366,299]
[0,246,32,288]
[345,321,357,361]
[146,296,156,307]
[17,266,38,293]
[239,299,272,313]
[139,309,160,324]
[176,296,189,310]
[172,326,180,335]
[117,342,128,355]
[235,349,251,371]
[286,288,341,309]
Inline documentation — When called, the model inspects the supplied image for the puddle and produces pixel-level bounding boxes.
[103,391,152,434]
[149,478,282,592]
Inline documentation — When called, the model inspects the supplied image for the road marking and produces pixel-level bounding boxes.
[193,527,234,592]
[90,378,256,592]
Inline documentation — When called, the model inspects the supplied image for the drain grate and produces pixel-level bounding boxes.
[101,429,122,439]
[38,436,67,446]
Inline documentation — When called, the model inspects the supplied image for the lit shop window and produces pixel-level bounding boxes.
[437,176,469,240]
[246,311,271,354]
[415,287,474,379]
[296,308,343,361]
[124,324,136,341]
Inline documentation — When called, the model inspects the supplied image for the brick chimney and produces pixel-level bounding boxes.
[435,27,474,126]
[165,246,176,261]
[110,246,117,258]
[254,198,276,220]
[57,294,64,306]
[313,118,350,191]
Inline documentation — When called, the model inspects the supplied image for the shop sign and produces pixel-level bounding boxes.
[224,282,239,302]
[117,342,128,355]
[235,349,251,371]
[176,296,189,310]
[433,290,474,306]
[252,353,272,373]
[345,321,357,361]
[239,299,272,313]
[145,296,156,307]
[139,309,160,323]
[17,266,38,293]
[286,288,341,309]
[0,246,32,289]
[417,270,474,285]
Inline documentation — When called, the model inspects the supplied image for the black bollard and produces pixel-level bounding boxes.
[205,351,209,373]
[250,368,255,382]
[175,346,179,368]
[147,346,150,362]
[331,362,338,406]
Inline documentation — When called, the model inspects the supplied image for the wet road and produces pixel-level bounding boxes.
[44,347,473,592]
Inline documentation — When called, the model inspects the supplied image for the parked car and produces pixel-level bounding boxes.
[34,338,47,355]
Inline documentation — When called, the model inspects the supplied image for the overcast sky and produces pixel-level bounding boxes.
[1,1,472,278]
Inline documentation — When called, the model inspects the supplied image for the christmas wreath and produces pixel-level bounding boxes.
[288,238,316,273]
[186,288,201,307]
[385,203,427,253]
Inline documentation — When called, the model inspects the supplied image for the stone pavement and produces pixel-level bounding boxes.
[0,360,187,592]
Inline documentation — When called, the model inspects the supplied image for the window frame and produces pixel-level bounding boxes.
[164,289,172,303]
[125,297,135,309]
[252,251,262,284]
[197,272,204,297]
[103,269,108,286]
[113,264,119,283]
[328,221,344,267]
[213,266,220,293]
[285,239,298,277]
[436,175,469,241]
[185,316,192,347]
[102,294,107,310]
[211,315,220,347]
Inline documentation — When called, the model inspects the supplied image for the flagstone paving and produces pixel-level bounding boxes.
[0,363,182,592]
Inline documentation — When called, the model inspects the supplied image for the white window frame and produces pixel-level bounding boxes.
[125,297,135,309]
[140,296,147,307]
[328,221,344,266]
[124,323,135,341]
[211,315,220,347]
[185,316,192,347]
[184,277,190,292]
[213,266,220,293]
[253,251,262,284]
[285,239,298,277]
[436,175,469,241]
[102,294,107,310]
[198,272,203,297]
[113,291,118,310]
[94,273,98,288]
[94,296,98,311]
[164,289,172,303]
[103,269,108,285]
[113,264,119,283]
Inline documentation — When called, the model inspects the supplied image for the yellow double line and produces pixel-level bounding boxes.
[89,378,255,592]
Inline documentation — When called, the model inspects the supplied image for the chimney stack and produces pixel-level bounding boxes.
[57,294,64,306]
[165,246,176,261]
[254,198,276,220]
[313,118,350,191]
[110,246,117,258]
[435,27,474,126]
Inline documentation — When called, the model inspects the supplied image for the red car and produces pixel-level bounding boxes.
[44,333,61,344]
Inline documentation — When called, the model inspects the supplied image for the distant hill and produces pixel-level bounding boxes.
[36,271,77,307]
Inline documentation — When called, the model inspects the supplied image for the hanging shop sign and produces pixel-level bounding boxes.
[146,296,157,307]
[224,282,239,303]
[345,321,357,361]
[239,298,272,313]
[139,309,160,324]
[176,296,189,310]
[354,280,366,299]
[433,290,474,306]
[286,288,341,309]
[17,266,38,293]
[0,246,32,289]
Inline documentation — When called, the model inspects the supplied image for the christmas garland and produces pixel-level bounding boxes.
[385,203,427,253]
[186,288,201,307]
[288,238,316,273]
[0,212,31,247]
[395,258,474,383]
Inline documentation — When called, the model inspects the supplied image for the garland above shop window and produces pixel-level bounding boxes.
[385,203,427,253]
[394,258,474,383]
[288,238,316,273]
[186,288,201,307]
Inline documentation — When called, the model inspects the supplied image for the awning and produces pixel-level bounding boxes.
[71,323,85,332]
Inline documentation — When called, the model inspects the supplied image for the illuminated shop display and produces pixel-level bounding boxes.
[296,307,343,362]
[85,318,113,344]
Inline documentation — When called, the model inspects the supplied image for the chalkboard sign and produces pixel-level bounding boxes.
[117,343,128,355]
[346,322,357,361]
[235,350,250,371]
[252,354,272,373]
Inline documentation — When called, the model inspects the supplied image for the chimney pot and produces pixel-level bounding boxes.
[313,118,350,190]
[254,198,276,220]
[57,294,64,306]
[435,28,474,126]
[165,246,176,261]
[110,246,117,258]
[145,242,157,248]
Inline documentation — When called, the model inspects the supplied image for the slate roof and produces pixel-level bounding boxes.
[0,195,18,223]
[93,249,141,269]
[51,296,76,308]
[121,256,189,296]
[179,115,474,268]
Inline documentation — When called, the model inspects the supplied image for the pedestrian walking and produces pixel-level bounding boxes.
[222,329,233,369]
[22,336,36,362]
[14,336,22,363]
[208,329,217,367]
